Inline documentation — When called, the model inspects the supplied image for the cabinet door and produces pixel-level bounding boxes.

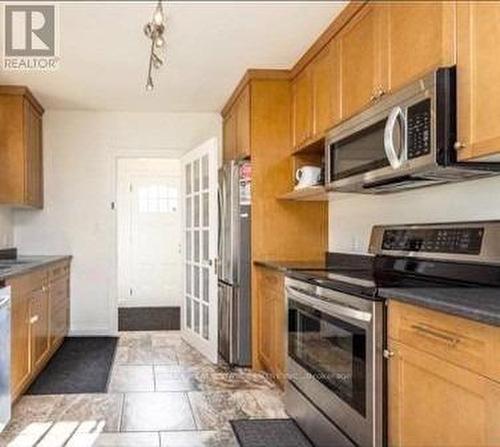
[10,288,31,400]
[236,85,251,159]
[339,3,382,119]
[388,340,500,447]
[291,67,313,150]
[384,1,455,93]
[49,275,70,347]
[311,40,341,136]
[223,111,237,162]
[24,101,43,208]
[457,2,500,160]
[30,286,50,372]
[258,286,275,371]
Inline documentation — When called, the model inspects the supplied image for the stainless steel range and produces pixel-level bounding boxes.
[285,277,383,447]
[285,221,500,447]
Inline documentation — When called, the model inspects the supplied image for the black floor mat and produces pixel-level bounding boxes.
[230,419,313,447]
[27,337,118,395]
[118,306,180,331]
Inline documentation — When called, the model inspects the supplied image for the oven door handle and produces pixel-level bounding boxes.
[286,286,372,323]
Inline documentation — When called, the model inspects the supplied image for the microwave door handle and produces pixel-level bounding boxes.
[384,106,406,169]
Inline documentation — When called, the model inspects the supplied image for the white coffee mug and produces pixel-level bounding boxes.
[295,166,321,188]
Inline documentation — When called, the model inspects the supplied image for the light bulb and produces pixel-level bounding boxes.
[146,77,154,91]
[153,6,164,26]
[155,35,165,48]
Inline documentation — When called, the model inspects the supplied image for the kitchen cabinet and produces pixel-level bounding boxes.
[382,1,456,94]
[30,284,50,372]
[291,67,313,150]
[222,84,251,161]
[6,259,71,402]
[339,2,383,120]
[311,40,340,138]
[255,266,285,385]
[388,301,500,446]
[456,1,500,161]
[0,86,44,208]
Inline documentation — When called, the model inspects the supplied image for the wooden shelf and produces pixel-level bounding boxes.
[278,185,331,201]
[292,136,326,156]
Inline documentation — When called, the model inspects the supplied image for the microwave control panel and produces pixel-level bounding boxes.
[407,98,431,159]
[382,227,484,255]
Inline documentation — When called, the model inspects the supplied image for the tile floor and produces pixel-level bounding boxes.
[0,331,286,447]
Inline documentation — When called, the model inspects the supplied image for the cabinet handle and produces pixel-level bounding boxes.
[30,315,39,325]
[376,86,386,99]
[410,324,461,346]
[454,141,466,150]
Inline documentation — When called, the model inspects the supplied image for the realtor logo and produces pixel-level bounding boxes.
[3,3,59,71]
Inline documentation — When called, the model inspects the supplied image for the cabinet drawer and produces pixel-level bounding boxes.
[49,261,70,282]
[388,300,500,382]
[7,269,48,295]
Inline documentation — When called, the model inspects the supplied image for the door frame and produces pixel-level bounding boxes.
[108,147,183,335]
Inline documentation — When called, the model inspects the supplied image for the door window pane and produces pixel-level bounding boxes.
[202,230,209,261]
[186,232,192,261]
[194,194,200,227]
[202,304,209,340]
[193,160,200,192]
[202,267,209,303]
[186,164,192,194]
[186,198,192,228]
[186,296,192,329]
[202,192,209,227]
[194,301,200,334]
[202,155,209,190]
[194,266,200,299]
[186,264,192,294]
[194,231,200,263]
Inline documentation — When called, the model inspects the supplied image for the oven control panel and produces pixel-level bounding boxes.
[407,98,432,160]
[381,227,484,254]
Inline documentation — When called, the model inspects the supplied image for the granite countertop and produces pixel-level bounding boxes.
[379,287,500,327]
[253,259,326,272]
[0,255,72,281]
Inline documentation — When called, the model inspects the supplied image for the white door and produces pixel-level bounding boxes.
[181,138,218,363]
[117,158,182,308]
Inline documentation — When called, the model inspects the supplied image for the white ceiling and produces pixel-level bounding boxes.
[0,1,346,113]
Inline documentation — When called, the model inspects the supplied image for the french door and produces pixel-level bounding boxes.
[181,138,218,363]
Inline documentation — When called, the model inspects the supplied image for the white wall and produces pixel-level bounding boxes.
[0,208,13,249]
[14,110,221,335]
[329,175,500,253]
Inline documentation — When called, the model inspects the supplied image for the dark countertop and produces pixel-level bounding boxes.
[0,255,72,281]
[253,259,326,272]
[379,287,500,327]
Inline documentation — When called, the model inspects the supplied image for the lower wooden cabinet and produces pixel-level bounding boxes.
[388,301,500,446]
[255,266,285,386]
[6,259,71,402]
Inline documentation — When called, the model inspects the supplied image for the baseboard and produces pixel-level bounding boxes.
[118,306,180,331]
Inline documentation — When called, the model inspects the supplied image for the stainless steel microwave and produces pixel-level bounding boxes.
[325,67,500,194]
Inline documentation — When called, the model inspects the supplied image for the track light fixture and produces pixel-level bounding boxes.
[144,0,165,91]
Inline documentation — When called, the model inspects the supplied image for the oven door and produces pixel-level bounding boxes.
[285,281,383,447]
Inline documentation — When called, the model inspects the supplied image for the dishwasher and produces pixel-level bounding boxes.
[0,286,10,432]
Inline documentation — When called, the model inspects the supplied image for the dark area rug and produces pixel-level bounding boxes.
[230,419,313,447]
[118,306,180,331]
[27,337,118,395]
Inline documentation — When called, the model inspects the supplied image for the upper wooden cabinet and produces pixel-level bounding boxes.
[382,1,456,94]
[291,40,341,151]
[222,84,251,161]
[339,2,383,120]
[0,86,44,208]
[291,67,313,150]
[456,1,500,161]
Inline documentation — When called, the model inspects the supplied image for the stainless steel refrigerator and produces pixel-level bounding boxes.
[217,160,251,366]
